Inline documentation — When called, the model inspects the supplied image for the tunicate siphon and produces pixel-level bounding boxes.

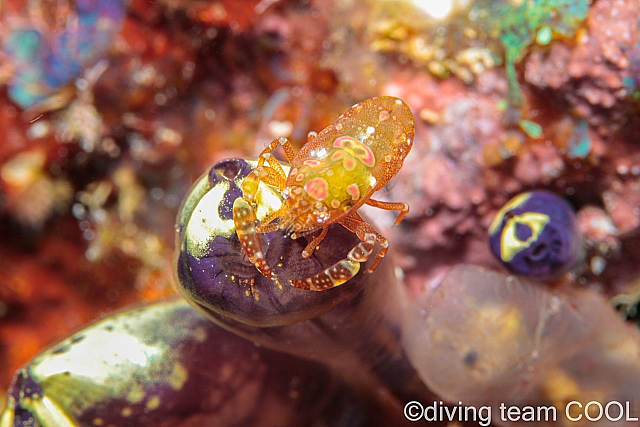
[176,157,433,405]
[1,299,412,427]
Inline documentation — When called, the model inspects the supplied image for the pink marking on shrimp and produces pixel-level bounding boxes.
[304,159,322,167]
[304,177,329,200]
[346,184,360,200]
[331,150,357,171]
[333,136,375,167]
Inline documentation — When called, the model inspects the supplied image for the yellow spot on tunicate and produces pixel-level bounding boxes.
[146,396,161,411]
[92,418,104,426]
[126,384,146,403]
[541,367,581,409]
[474,304,522,344]
[169,362,189,390]
[0,408,15,427]
[121,407,133,417]
[501,212,550,262]
[489,192,532,234]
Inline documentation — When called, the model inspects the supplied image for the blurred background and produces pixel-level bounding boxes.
[1,0,640,415]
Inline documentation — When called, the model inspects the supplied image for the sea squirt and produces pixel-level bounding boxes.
[488,191,583,279]
[176,157,432,405]
[403,264,640,426]
[1,299,412,427]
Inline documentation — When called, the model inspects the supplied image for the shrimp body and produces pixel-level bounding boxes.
[233,96,415,290]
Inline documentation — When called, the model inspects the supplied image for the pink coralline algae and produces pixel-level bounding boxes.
[525,0,640,131]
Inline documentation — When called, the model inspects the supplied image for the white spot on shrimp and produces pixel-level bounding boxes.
[369,176,377,186]
[316,211,330,223]
[366,126,375,134]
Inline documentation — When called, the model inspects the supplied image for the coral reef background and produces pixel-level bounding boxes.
[1,0,640,416]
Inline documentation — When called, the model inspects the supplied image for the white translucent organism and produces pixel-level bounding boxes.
[403,265,640,426]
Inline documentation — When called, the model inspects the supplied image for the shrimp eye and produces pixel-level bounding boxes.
[488,191,583,279]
